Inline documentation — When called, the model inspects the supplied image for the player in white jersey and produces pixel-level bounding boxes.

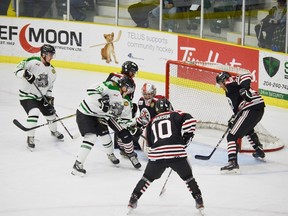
[71,76,141,177]
[14,44,64,151]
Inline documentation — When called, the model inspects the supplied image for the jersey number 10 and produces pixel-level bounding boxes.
[151,119,172,143]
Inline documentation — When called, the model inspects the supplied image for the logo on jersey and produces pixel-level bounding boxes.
[36,74,48,87]
[140,108,151,126]
[124,101,130,106]
[263,57,280,78]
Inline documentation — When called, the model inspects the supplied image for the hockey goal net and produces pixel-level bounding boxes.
[165,60,284,152]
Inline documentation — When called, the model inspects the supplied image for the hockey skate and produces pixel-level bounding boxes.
[194,194,204,210]
[119,148,128,158]
[127,193,138,214]
[128,152,141,169]
[51,131,64,140]
[107,153,120,165]
[27,136,35,151]
[252,146,265,159]
[71,160,86,177]
[220,160,239,174]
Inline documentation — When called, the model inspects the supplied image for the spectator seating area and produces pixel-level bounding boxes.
[93,0,279,47]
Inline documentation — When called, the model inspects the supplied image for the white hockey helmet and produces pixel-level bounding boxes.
[141,83,156,101]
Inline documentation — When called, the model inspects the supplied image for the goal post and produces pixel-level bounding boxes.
[165,60,284,152]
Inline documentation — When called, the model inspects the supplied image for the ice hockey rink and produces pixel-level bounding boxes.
[1,62,288,216]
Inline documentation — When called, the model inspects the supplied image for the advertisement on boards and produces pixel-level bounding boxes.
[0,17,177,74]
[177,36,259,89]
[258,52,288,100]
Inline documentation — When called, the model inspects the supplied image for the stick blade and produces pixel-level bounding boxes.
[194,155,211,160]
[13,119,29,131]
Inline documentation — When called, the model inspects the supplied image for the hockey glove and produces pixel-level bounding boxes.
[228,115,235,129]
[132,103,138,118]
[183,133,194,145]
[23,70,36,84]
[98,95,110,113]
[239,88,252,102]
[44,96,54,106]
[43,96,56,114]
[132,126,143,138]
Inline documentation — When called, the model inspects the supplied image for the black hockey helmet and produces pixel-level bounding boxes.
[118,75,135,94]
[40,44,55,57]
[121,61,138,77]
[155,98,172,114]
[216,71,231,84]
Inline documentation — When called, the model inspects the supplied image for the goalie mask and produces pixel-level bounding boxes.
[155,98,172,114]
[142,83,156,103]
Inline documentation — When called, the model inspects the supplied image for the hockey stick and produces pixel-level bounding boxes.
[159,168,173,196]
[194,127,230,160]
[194,111,241,160]
[32,82,75,139]
[89,30,122,48]
[13,114,76,132]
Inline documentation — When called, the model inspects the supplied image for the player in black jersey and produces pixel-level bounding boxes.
[216,72,266,173]
[128,98,204,212]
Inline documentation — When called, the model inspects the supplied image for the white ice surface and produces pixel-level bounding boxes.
[0,63,288,216]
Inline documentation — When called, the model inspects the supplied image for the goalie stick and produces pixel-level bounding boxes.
[13,114,76,132]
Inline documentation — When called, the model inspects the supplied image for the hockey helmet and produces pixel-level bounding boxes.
[121,61,138,77]
[155,98,172,114]
[40,44,55,57]
[142,83,156,101]
[216,71,231,84]
[118,75,135,94]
